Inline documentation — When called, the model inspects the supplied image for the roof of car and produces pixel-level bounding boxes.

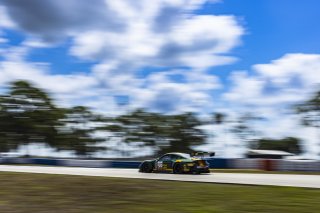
[165,152,191,158]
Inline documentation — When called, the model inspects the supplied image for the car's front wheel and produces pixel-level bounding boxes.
[139,162,153,173]
[173,163,184,174]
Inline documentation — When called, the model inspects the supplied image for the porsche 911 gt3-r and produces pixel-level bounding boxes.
[139,152,214,174]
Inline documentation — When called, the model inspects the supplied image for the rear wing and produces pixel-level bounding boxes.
[190,152,215,158]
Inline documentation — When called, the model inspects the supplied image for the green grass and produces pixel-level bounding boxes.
[0,172,319,213]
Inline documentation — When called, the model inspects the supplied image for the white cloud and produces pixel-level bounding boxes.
[0,6,15,28]
[70,14,243,69]
[255,53,320,87]
[0,47,113,111]
[224,53,320,106]
[222,54,320,158]
[224,71,265,102]
[0,46,221,115]
[0,0,244,114]
[0,60,123,115]
[0,0,124,42]
[0,37,8,44]
[128,69,221,113]
[22,38,54,48]
[0,0,244,70]
[0,60,95,93]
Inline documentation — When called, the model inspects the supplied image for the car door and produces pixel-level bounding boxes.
[162,155,174,171]
[156,154,172,172]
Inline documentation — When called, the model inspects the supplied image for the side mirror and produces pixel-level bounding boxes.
[210,152,215,157]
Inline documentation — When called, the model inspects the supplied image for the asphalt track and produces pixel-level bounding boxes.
[0,165,319,188]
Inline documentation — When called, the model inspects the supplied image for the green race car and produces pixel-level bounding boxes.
[139,152,214,174]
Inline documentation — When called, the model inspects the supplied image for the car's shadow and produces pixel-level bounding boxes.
[150,172,211,175]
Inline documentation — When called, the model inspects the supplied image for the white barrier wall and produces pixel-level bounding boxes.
[229,159,320,171]
[275,160,320,172]
[229,159,261,169]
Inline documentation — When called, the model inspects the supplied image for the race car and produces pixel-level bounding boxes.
[139,152,214,174]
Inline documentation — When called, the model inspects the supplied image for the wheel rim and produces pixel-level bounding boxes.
[143,163,149,172]
[175,164,183,173]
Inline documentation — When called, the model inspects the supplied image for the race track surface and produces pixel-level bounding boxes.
[0,165,319,188]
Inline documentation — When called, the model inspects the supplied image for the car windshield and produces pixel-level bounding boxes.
[178,153,191,159]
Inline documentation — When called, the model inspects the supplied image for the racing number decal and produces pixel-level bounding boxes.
[157,161,163,169]
[163,163,168,170]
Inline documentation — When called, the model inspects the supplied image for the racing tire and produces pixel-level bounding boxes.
[173,163,184,174]
[140,162,153,173]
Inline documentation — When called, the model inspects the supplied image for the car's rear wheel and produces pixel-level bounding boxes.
[140,162,153,173]
[173,163,184,174]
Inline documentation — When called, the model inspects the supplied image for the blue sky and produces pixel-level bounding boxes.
[0,0,319,157]
[202,0,320,78]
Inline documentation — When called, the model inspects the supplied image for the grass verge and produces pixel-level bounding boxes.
[0,172,319,213]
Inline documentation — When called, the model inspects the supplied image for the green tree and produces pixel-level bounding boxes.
[231,113,262,147]
[296,89,320,156]
[99,109,168,156]
[100,109,206,156]
[0,95,20,152]
[56,106,106,157]
[296,90,320,128]
[158,112,205,155]
[0,81,105,157]
[213,112,226,125]
[0,81,64,154]
[251,137,302,155]
[210,112,227,155]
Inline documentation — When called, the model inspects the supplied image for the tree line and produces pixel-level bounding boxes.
[0,80,319,157]
[0,81,205,157]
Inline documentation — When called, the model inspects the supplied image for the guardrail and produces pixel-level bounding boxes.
[1,157,320,171]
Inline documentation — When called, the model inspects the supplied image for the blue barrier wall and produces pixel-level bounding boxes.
[206,158,229,169]
[110,161,141,168]
[1,158,34,164]
[32,158,58,166]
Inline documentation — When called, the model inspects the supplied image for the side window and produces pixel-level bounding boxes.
[159,155,171,161]
[171,155,180,161]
